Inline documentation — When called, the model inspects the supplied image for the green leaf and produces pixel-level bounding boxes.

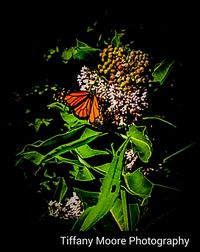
[124,168,153,199]
[49,48,56,54]
[74,152,110,175]
[127,125,152,163]
[73,39,100,60]
[76,40,89,48]
[76,144,110,158]
[152,59,175,85]
[87,26,94,32]
[94,163,110,174]
[74,187,99,208]
[79,127,104,140]
[17,126,104,166]
[129,203,140,230]
[42,118,52,127]
[72,165,95,181]
[48,102,67,111]
[110,198,125,231]
[18,125,85,153]
[56,177,68,202]
[48,102,90,128]
[163,142,195,164]
[120,189,129,231]
[111,30,125,47]
[61,113,89,128]
[18,151,44,166]
[110,190,129,231]
[54,156,83,167]
[74,47,100,60]
[61,47,74,62]
[42,127,104,164]
[72,137,130,231]
[73,187,99,209]
[111,194,140,231]
[28,118,53,132]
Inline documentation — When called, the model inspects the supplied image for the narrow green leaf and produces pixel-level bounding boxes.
[42,128,103,164]
[163,142,195,164]
[76,40,89,48]
[72,165,95,181]
[110,198,125,231]
[127,125,152,163]
[87,26,94,32]
[111,190,129,231]
[76,144,110,158]
[57,177,68,202]
[120,189,129,231]
[17,126,103,166]
[74,153,110,177]
[54,156,84,167]
[18,125,85,153]
[129,203,140,230]
[75,153,110,175]
[143,116,177,128]
[124,168,153,199]
[152,59,175,85]
[18,151,44,166]
[79,127,103,140]
[72,137,130,231]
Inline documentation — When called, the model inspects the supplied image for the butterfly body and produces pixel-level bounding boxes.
[64,91,100,124]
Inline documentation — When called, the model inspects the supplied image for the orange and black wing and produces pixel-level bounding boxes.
[64,91,99,123]
[88,95,99,123]
[64,91,89,107]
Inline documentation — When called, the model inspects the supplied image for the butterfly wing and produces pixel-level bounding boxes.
[89,95,100,123]
[64,91,99,123]
[73,96,92,119]
[64,91,89,107]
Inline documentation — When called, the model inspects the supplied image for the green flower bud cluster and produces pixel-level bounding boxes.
[98,44,151,90]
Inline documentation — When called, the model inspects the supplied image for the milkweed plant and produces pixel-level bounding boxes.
[16,26,192,232]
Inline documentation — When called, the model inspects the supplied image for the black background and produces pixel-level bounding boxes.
[3,1,199,249]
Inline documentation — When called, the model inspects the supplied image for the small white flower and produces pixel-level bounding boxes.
[48,192,84,220]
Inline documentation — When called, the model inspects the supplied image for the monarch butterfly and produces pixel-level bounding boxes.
[64,91,100,124]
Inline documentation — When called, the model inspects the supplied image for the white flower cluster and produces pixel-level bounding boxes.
[77,66,149,127]
[106,84,148,127]
[77,65,107,94]
[125,149,138,171]
[48,192,83,220]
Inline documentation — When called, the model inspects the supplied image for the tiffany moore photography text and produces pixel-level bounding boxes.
[59,235,190,248]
